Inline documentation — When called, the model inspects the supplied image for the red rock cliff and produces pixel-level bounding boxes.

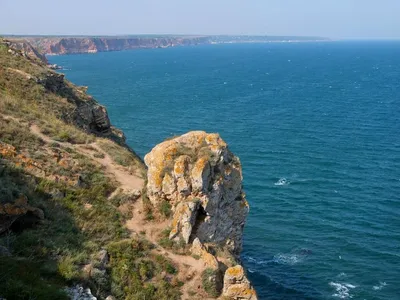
[26,36,211,55]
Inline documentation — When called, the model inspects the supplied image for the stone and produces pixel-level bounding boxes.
[222,265,258,300]
[169,201,199,243]
[77,104,112,135]
[65,285,97,300]
[145,131,249,254]
[97,249,109,269]
[105,296,116,300]
[37,72,65,93]
[191,238,219,270]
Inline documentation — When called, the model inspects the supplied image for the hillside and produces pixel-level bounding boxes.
[0,38,257,300]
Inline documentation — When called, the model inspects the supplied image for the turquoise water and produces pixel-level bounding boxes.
[50,42,400,300]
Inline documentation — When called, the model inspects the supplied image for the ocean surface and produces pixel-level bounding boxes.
[50,41,400,300]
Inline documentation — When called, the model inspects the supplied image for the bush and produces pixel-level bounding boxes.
[159,200,172,218]
[58,255,80,281]
[201,268,221,297]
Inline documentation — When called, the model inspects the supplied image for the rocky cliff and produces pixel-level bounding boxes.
[3,38,48,63]
[145,131,257,299]
[26,36,210,55]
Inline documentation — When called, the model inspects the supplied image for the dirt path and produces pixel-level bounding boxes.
[29,123,143,192]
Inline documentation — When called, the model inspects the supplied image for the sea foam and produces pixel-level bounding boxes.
[373,281,387,291]
[329,282,356,299]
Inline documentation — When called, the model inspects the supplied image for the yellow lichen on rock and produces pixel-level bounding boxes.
[223,265,258,300]
[145,131,249,254]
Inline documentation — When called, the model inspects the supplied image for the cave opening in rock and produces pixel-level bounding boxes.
[189,204,207,243]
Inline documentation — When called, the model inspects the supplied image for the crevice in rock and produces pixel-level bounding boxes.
[189,204,207,243]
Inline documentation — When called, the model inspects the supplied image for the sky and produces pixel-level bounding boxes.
[1,0,399,39]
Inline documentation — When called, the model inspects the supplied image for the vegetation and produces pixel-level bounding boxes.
[158,200,172,218]
[157,228,187,254]
[0,39,183,299]
[98,138,142,168]
[201,268,220,297]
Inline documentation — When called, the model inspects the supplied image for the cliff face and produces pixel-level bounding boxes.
[145,131,257,299]
[145,131,248,254]
[3,38,48,63]
[27,36,211,55]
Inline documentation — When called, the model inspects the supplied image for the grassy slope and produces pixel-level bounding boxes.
[0,40,181,299]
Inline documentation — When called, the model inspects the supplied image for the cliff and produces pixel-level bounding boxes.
[4,35,331,56]
[0,38,256,299]
[26,36,211,55]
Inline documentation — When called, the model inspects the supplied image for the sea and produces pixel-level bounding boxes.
[50,41,400,300]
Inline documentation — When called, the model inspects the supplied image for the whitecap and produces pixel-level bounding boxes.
[274,178,290,186]
[373,281,387,291]
[337,272,346,278]
[329,281,356,299]
[243,255,269,266]
[248,268,255,273]
[273,253,301,265]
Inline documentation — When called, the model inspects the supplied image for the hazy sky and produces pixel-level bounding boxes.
[1,0,399,39]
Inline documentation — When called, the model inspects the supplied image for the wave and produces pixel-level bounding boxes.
[329,282,356,299]
[273,253,302,265]
[274,177,290,186]
[373,281,387,291]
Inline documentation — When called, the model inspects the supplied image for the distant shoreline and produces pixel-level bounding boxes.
[5,35,330,56]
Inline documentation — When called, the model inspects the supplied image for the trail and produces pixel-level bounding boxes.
[29,123,143,192]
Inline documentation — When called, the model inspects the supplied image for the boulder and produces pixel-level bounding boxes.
[76,104,111,134]
[66,285,97,300]
[37,72,65,93]
[222,265,258,300]
[145,131,249,254]
[190,238,219,270]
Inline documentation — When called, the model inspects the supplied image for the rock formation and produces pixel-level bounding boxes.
[3,39,48,64]
[145,131,258,298]
[222,265,258,300]
[145,131,249,255]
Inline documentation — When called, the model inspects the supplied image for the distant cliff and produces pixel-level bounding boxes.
[8,35,330,56]
[25,36,211,55]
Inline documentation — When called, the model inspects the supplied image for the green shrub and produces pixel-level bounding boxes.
[201,268,220,297]
[58,255,80,281]
[159,200,172,218]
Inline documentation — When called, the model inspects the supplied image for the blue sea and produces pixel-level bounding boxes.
[50,41,400,300]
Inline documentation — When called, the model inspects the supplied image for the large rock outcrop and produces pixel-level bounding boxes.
[144,131,249,255]
[222,265,258,300]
